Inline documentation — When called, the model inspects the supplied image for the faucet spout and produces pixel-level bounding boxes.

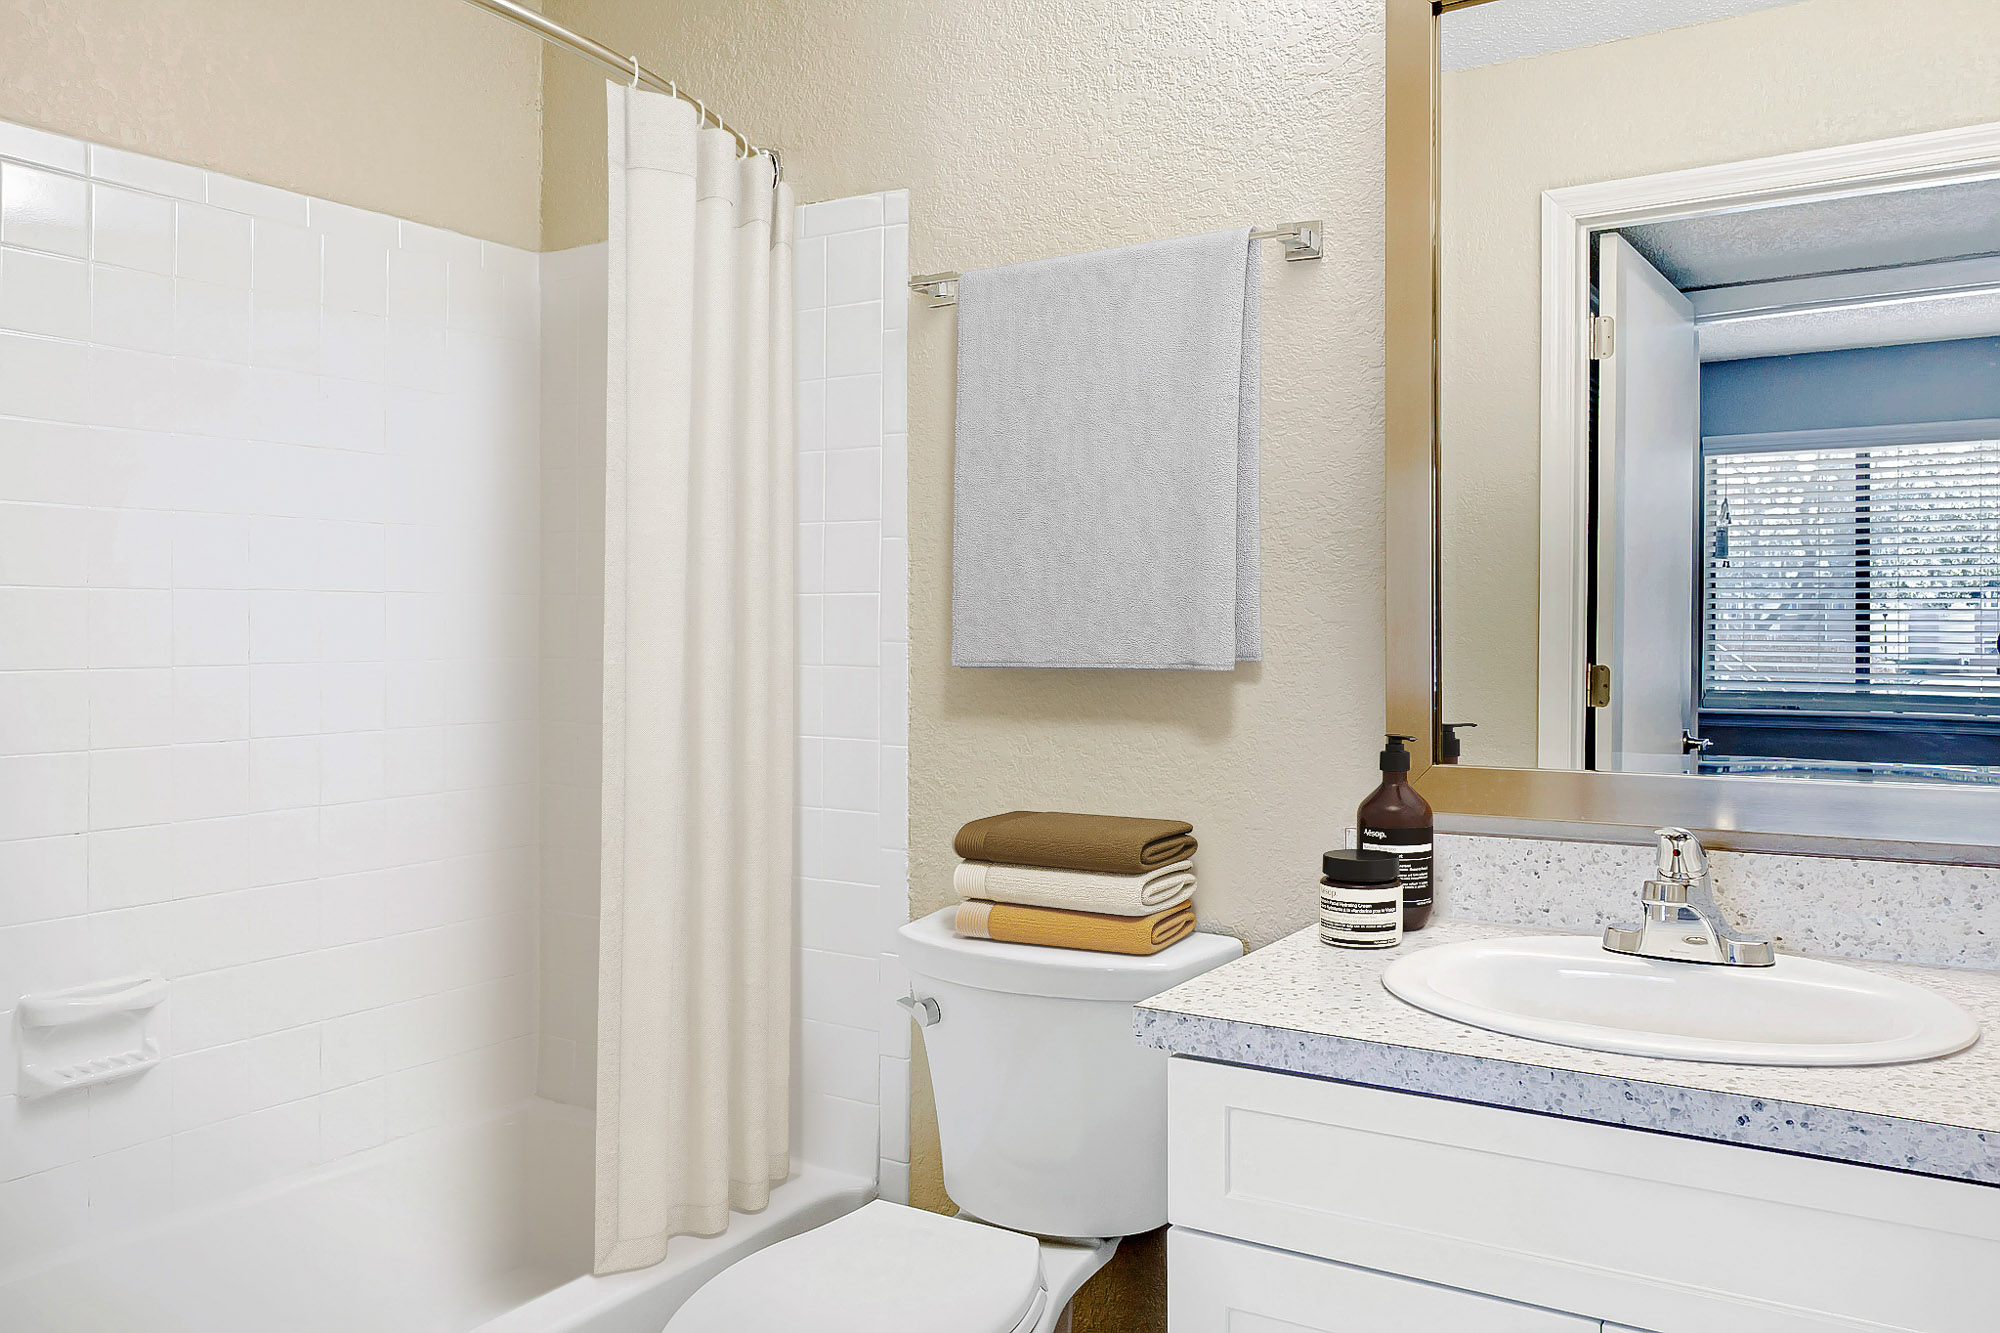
[1604,828,1774,967]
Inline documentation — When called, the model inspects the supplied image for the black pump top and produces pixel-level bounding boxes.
[1378,733,1414,773]
[1441,722,1477,762]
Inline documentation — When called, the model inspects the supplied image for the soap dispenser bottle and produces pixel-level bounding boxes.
[1357,734,1434,931]
[1440,722,1476,764]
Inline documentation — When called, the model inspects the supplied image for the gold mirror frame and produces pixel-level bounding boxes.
[1384,0,2000,863]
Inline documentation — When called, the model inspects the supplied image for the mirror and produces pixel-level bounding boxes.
[1434,0,2000,788]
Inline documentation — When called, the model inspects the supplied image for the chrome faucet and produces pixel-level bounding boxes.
[1602,828,1774,967]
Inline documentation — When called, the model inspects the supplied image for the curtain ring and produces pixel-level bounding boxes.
[690,94,705,130]
[628,55,641,89]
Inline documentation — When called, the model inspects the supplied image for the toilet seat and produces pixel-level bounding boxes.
[664,1199,1048,1333]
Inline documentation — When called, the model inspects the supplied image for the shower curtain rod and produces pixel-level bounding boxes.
[456,0,779,175]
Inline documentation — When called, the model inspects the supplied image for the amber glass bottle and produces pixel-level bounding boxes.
[1356,734,1434,931]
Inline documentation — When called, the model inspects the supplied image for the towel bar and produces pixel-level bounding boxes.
[909,220,1322,308]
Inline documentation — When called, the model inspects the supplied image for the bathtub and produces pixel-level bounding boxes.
[0,1099,872,1333]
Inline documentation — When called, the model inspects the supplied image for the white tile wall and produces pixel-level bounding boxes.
[0,121,539,1265]
[533,192,912,1197]
[796,189,912,1195]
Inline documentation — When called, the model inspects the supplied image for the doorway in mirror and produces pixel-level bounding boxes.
[1570,163,2000,783]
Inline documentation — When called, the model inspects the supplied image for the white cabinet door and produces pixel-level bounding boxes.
[1168,1227,1595,1333]
[1169,1056,2000,1333]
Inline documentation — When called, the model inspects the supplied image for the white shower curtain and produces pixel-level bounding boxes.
[595,83,797,1275]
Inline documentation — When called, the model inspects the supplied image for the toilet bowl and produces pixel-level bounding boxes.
[664,907,1242,1332]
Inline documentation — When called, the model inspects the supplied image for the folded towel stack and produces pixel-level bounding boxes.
[951,811,1199,956]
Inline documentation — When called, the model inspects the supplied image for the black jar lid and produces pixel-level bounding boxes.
[1322,848,1401,884]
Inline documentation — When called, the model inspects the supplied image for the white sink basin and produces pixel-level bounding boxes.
[1383,935,1979,1067]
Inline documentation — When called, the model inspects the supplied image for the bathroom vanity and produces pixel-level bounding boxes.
[1156,0,2000,1324]
[1138,921,2000,1333]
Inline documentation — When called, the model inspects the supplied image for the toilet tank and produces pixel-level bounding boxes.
[895,908,1242,1239]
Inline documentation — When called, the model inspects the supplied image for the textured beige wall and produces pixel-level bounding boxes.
[545,0,1387,948]
[0,0,545,249]
[543,0,1389,1324]
[1437,0,2000,769]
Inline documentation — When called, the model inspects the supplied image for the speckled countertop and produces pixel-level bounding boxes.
[1136,919,2000,1185]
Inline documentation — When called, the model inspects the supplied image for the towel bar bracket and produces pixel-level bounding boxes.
[908,272,960,309]
[1252,219,1323,261]
[908,219,1323,308]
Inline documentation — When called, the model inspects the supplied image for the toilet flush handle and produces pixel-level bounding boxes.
[897,994,942,1028]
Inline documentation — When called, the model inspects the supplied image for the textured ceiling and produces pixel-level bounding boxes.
[1697,287,2000,361]
[1625,177,2000,360]
[1620,177,2000,290]
[1441,0,1809,71]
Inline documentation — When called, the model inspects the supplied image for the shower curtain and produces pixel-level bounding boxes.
[595,83,797,1275]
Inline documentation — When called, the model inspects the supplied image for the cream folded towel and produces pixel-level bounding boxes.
[953,859,1195,917]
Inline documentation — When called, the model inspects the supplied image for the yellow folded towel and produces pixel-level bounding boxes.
[953,899,1197,955]
[953,860,1195,917]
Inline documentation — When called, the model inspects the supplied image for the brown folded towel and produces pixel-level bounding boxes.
[953,899,1197,956]
[953,811,1196,875]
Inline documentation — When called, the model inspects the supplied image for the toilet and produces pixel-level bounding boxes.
[665,906,1243,1332]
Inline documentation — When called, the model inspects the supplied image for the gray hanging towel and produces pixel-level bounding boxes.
[950,228,1261,669]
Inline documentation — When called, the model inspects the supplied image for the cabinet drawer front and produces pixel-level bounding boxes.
[1168,1227,1594,1332]
[1168,1057,2000,1333]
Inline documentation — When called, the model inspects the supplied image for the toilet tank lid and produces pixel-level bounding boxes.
[897,908,1243,1002]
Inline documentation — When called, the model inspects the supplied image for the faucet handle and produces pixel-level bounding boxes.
[1612,828,1773,967]
[1654,827,1707,882]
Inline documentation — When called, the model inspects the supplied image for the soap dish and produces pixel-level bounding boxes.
[16,974,168,1100]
